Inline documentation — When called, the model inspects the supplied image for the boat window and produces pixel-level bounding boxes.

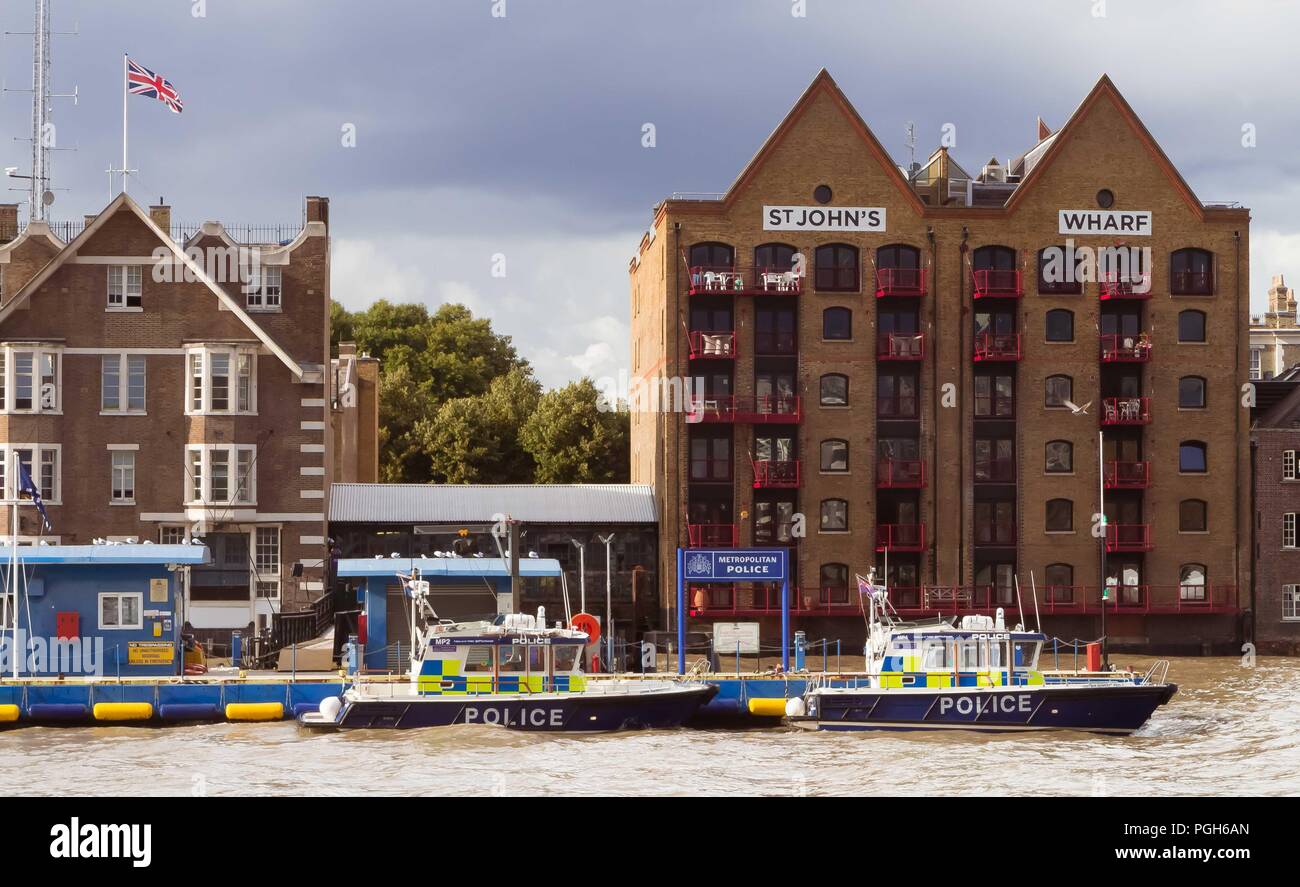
[1014,641,1041,670]
[988,642,1004,669]
[464,646,494,673]
[921,639,953,670]
[499,644,526,672]
[528,645,547,674]
[959,640,980,669]
[554,644,580,673]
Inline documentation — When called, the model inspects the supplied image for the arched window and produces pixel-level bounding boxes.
[820,439,848,472]
[688,242,734,270]
[754,242,797,272]
[1179,376,1206,409]
[1178,309,1206,343]
[1045,374,1073,407]
[1180,441,1208,473]
[1045,440,1073,473]
[877,243,921,271]
[814,243,859,292]
[1045,563,1074,602]
[1045,309,1074,342]
[973,245,1017,271]
[822,307,852,340]
[1045,498,1073,532]
[1038,245,1084,294]
[1171,247,1214,295]
[1180,563,1208,601]
[820,373,848,406]
[820,499,848,532]
[820,563,849,604]
[1180,499,1208,532]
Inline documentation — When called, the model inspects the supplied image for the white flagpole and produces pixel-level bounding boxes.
[122,53,129,195]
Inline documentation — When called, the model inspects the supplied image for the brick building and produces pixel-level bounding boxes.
[0,192,333,645]
[1250,369,1300,653]
[629,70,1251,653]
[1250,274,1300,380]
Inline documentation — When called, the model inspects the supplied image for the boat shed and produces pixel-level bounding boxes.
[0,544,210,677]
[335,556,566,671]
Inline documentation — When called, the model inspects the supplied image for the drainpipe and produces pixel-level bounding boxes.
[927,225,938,585]
[958,226,969,587]
[1236,229,1246,646]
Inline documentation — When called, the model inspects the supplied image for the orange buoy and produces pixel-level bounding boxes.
[571,612,601,646]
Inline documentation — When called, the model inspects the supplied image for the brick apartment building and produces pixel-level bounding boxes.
[1250,274,1300,380]
[1250,369,1300,654]
[629,70,1251,652]
[0,192,335,645]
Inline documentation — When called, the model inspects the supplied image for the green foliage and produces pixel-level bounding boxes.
[520,379,630,483]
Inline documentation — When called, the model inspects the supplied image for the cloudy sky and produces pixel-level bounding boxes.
[1,0,1296,387]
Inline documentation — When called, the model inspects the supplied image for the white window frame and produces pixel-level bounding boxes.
[0,344,62,414]
[110,449,136,504]
[101,353,147,414]
[107,265,143,311]
[246,265,283,311]
[1250,348,1263,381]
[1285,450,1297,482]
[1284,585,1300,622]
[1285,513,1297,550]
[254,526,281,600]
[0,443,62,504]
[184,444,256,506]
[184,346,257,415]
[159,525,188,545]
[99,591,143,630]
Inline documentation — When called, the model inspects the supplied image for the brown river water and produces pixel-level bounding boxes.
[1,656,1296,796]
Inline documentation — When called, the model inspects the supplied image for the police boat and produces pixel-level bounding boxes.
[300,573,716,732]
[786,581,1176,735]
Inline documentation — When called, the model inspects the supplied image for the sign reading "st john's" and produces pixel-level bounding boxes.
[764,205,886,232]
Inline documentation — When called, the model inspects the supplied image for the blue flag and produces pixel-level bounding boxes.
[17,461,51,532]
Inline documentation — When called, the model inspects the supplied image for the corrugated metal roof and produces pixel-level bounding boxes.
[336,557,563,578]
[329,484,657,525]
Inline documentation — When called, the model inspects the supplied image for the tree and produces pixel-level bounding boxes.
[417,368,541,483]
[519,378,630,483]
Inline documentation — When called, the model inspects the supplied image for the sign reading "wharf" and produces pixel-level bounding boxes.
[1059,210,1153,236]
[764,205,886,232]
[683,549,787,581]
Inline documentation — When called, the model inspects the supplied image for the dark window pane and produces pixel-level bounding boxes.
[814,244,859,292]
[820,439,848,472]
[823,307,852,340]
[1179,377,1206,408]
[1045,375,1072,407]
[1178,310,1206,342]
[1179,499,1207,532]
[1046,498,1073,532]
[1045,440,1073,473]
[755,243,797,271]
[688,242,734,268]
[820,374,848,406]
[1180,442,1207,473]
[1045,309,1074,342]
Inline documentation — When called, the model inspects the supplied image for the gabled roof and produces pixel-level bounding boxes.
[678,68,927,216]
[0,193,303,377]
[1006,75,1206,218]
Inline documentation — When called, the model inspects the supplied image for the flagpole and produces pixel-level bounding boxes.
[10,453,19,679]
[122,53,129,196]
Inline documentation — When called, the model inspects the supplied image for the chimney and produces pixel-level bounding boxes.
[337,341,357,359]
[84,214,97,228]
[0,204,17,242]
[305,195,329,228]
[1037,116,1052,142]
[149,202,171,235]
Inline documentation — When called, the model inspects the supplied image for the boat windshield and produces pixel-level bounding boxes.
[1014,640,1041,671]
[554,644,581,673]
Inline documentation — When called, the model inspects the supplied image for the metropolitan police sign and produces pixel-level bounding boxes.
[683,549,787,582]
[764,205,886,232]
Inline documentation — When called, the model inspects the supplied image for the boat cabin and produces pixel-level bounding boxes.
[414,615,589,696]
[872,624,1046,688]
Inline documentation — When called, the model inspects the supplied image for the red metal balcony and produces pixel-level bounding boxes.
[875,268,927,298]
[752,460,800,489]
[1101,396,1151,426]
[973,332,1022,362]
[1105,523,1153,553]
[876,332,925,361]
[972,269,1022,299]
[875,523,925,552]
[687,523,737,547]
[1104,460,1151,489]
[1099,333,1152,362]
[689,395,801,424]
[687,265,802,297]
[877,459,925,488]
[1099,272,1152,300]
[687,330,736,360]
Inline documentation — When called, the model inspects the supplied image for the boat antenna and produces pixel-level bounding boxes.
[1028,570,1042,633]
[1012,574,1026,631]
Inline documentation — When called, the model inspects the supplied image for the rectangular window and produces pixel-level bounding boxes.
[1285,585,1300,622]
[107,266,143,309]
[188,349,254,414]
[1285,450,1297,482]
[255,526,280,573]
[3,445,61,501]
[0,351,5,410]
[247,266,282,309]
[1250,349,1263,381]
[127,356,146,410]
[190,353,203,412]
[210,449,230,502]
[1285,513,1297,550]
[210,353,230,411]
[14,351,33,410]
[187,448,203,503]
[101,354,147,412]
[111,451,135,503]
[101,355,121,410]
[100,592,143,629]
[235,448,254,503]
[187,445,255,504]
[237,353,253,412]
[159,526,187,545]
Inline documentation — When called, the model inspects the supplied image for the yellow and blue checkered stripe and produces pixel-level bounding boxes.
[416,658,587,695]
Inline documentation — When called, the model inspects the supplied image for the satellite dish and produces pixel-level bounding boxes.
[42,190,54,206]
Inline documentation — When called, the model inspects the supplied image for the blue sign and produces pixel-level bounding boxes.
[683,549,786,582]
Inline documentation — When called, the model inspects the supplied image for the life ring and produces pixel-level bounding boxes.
[570,612,601,646]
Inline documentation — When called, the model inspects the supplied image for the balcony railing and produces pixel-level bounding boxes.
[876,523,925,552]
[686,523,737,547]
[752,460,800,489]
[1101,396,1151,426]
[1104,460,1151,489]
[973,332,1022,361]
[1099,272,1152,300]
[687,265,802,297]
[972,269,1023,299]
[1170,270,1214,295]
[877,459,925,488]
[876,332,925,360]
[687,331,736,360]
[688,395,801,424]
[875,268,927,298]
[1105,523,1153,552]
[1099,333,1152,362]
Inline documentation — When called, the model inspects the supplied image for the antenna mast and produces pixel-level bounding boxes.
[905,121,917,182]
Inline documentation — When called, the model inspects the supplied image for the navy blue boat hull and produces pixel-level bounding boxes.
[800,683,1177,735]
[319,685,719,731]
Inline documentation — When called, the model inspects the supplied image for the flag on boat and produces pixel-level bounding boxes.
[127,57,184,114]
[857,574,885,598]
[16,460,51,531]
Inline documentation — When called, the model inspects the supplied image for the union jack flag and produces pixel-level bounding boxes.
[127,57,183,114]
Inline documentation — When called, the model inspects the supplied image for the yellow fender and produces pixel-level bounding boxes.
[747,697,788,717]
[0,704,20,722]
[93,702,154,722]
[225,702,284,721]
